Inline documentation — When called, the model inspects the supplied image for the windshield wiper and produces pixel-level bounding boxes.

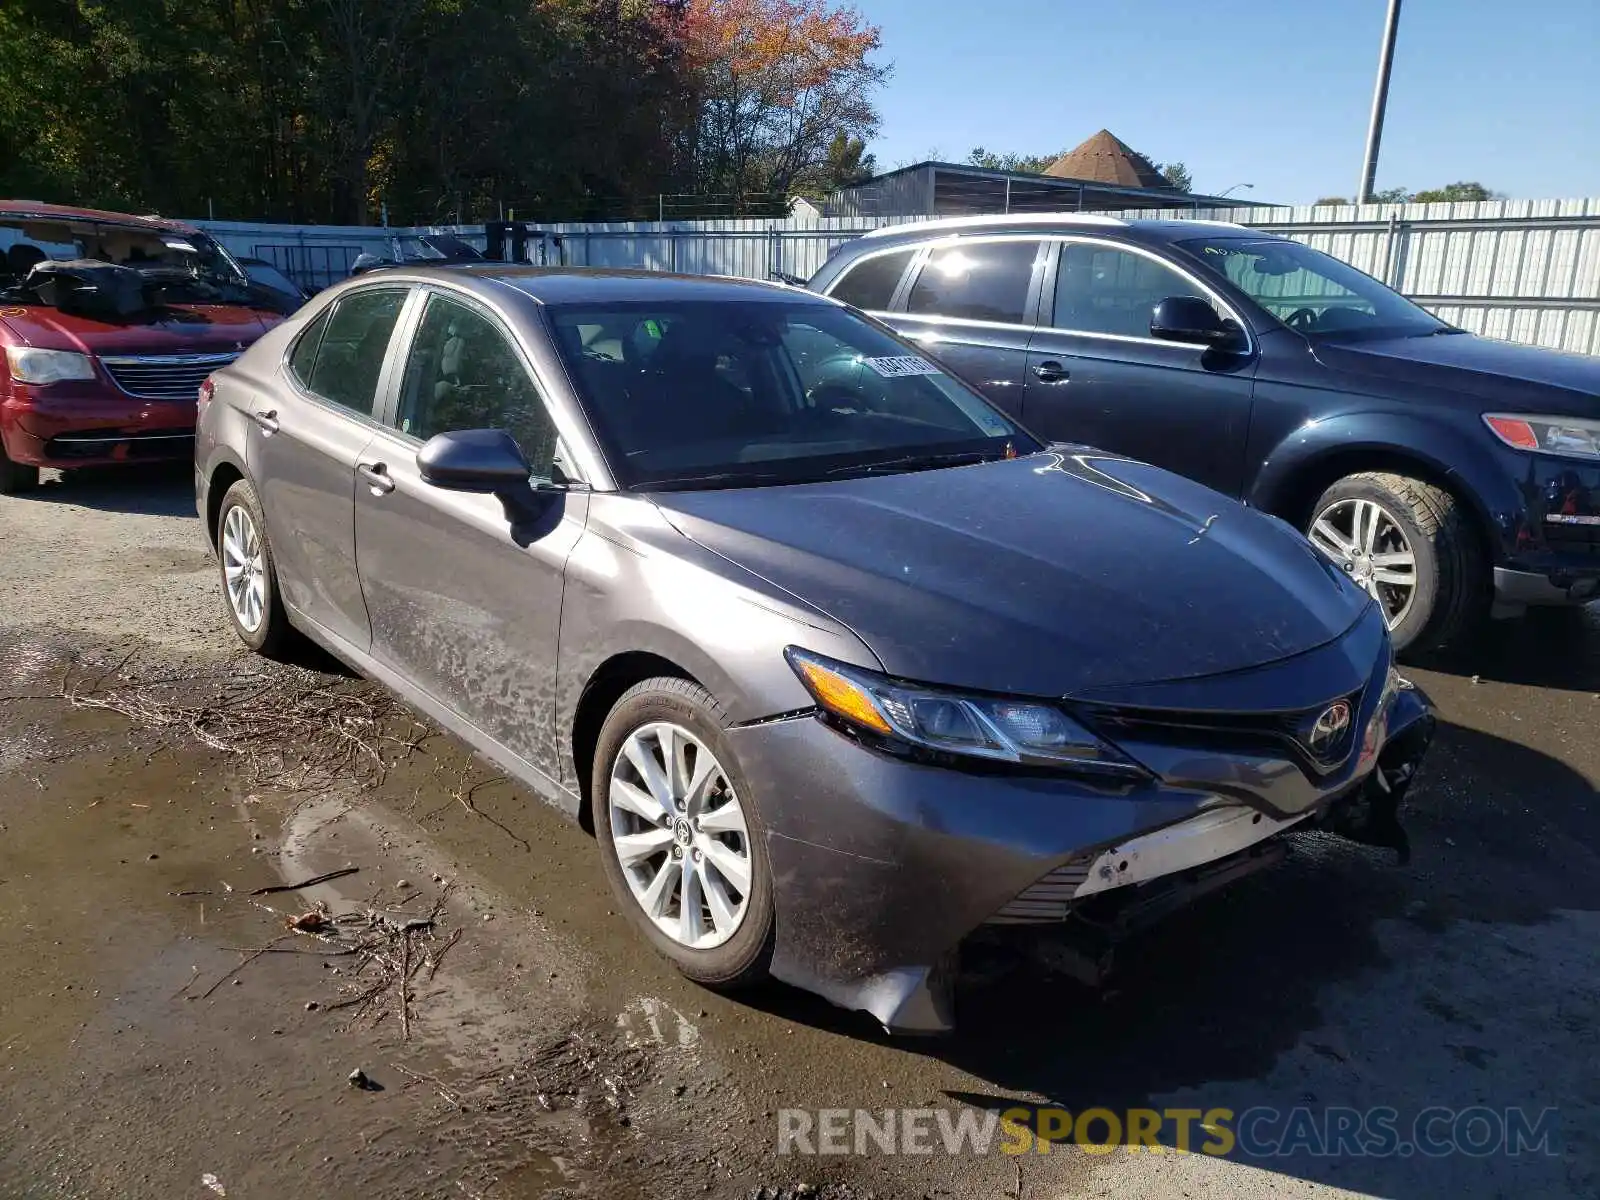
[637,469,801,492]
[822,449,1003,478]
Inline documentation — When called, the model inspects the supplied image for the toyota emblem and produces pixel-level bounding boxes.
[1307,700,1353,756]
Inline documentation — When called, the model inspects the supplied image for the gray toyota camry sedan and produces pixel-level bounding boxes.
[195,265,1434,1033]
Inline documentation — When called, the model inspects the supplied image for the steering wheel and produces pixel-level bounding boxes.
[1283,307,1320,331]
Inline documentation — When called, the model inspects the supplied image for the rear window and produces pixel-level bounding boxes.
[293,289,407,414]
[906,240,1040,324]
[828,249,913,311]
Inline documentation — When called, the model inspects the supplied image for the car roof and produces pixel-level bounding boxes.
[384,264,829,306]
[0,199,201,234]
[854,212,1261,245]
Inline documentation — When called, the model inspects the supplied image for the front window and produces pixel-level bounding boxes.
[548,300,1036,490]
[394,292,558,474]
[1052,243,1215,338]
[1179,236,1447,339]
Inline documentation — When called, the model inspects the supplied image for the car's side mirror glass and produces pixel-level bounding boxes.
[1150,296,1244,350]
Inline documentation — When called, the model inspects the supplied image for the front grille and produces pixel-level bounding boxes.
[1083,692,1364,774]
[101,353,238,400]
[986,858,1093,924]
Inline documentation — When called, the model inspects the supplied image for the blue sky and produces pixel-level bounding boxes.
[855,0,1600,203]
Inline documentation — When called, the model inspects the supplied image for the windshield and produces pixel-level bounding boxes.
[0,216,252,308]
[1177,236,1447,340]
[548,300,1037,490]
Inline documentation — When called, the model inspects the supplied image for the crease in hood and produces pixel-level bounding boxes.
[651,449,1373,697]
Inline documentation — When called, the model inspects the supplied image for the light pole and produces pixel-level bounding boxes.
[1217,183,1255,199]
[1358,0,1404,204]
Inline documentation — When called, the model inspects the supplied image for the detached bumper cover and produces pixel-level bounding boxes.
[730,610,1433,1034]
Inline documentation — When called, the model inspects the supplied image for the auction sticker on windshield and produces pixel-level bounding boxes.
[863,355,943,378]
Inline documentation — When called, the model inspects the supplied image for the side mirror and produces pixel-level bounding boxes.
[418,428,544,522]
[1150,296,1244,349]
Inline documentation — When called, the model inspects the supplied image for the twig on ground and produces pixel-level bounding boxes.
[249,867,359,896]
[393,1062,467,1110]
[425,928,462,982]
[192,935,290,999]
[399,931,412,1041]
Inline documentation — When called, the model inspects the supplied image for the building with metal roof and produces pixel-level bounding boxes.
[825,130,1268,218]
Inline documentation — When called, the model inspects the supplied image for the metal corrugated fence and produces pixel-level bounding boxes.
[196,199,1600,356]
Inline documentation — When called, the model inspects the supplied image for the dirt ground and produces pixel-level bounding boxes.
[2,464,1598,1200]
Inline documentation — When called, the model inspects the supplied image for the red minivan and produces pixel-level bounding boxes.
[0,200,288,493]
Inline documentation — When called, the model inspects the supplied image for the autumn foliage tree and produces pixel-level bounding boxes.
[678,0,888,204]
[0,0,888,223]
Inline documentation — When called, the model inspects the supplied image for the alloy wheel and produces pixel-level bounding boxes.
[221,504,267,633]
[1308,497,1418,630]
[607,721,752,950]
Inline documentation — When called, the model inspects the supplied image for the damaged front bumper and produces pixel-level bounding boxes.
[727,606,1434,1035]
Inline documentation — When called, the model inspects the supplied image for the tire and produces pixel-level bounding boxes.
[215,478,296,658]
[591,677,775,990]
[0,439,40,494]
[1306,471,1488,656]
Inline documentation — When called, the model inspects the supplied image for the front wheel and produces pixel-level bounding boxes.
[1306,471,1487,655]
[592,678,775,990]
[0,438,40,494]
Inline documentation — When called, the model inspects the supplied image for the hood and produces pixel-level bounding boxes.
[1314,332,1600,415]
[0,303,280,356]
[653,450,1372,697]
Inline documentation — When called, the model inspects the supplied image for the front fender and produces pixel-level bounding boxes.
[1248,411,1523,559]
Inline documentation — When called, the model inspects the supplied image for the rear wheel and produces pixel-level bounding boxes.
[216,478,296,658]
[592,678,775,990]
[0,439,40,494]
[1306,471,1487,655]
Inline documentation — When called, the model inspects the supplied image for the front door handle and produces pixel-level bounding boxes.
[250,408,280,434]
[1032,361,1070,383]
[356,462,395,495]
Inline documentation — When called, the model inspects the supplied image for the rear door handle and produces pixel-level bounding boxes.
[1032,361,1070,383]
[250,408,280,434]
[356,462,395,495]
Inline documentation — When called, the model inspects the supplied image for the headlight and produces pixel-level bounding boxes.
[785,647,1141,775]
[5,346,97,384]
[1484,413,1600,460]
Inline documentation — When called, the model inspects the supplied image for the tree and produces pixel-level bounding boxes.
[1410,181,1494,203]
[1312,196,1350,206]
[965,147,1061,175]
[810,131,876,195]
[1153,161,1192,192]
[1371,186,1412,203]
[679,0,889,203]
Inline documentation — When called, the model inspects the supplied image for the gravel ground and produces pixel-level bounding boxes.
[2,465,1597,1200]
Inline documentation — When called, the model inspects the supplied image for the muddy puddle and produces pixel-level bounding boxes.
[0,638,1031,1199]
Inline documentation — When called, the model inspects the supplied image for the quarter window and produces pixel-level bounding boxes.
[395,293,557,475]
[1052,244,1214,339]
[829,249,914,311]
[297,288,407,414]
[906,240,1041,324]
[287,309,330,385]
